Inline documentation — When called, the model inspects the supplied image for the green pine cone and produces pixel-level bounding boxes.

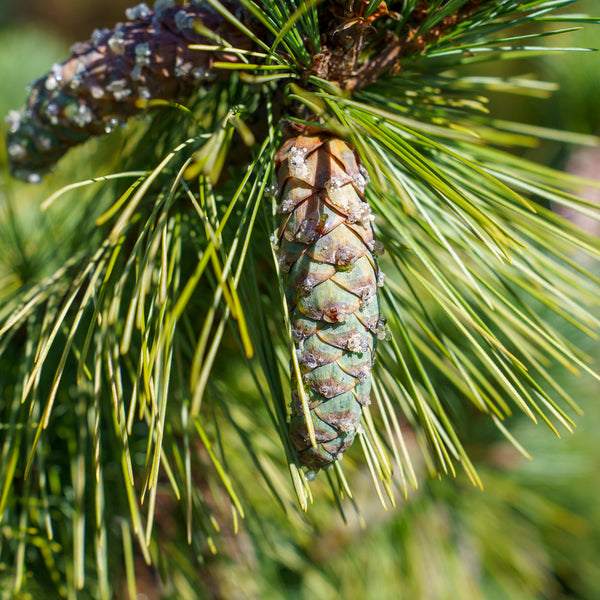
[275,134,382,471]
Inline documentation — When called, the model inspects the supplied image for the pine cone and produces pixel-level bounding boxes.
[275,134,382,471]
[5,1,252,182]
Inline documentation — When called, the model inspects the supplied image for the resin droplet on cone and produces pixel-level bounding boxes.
[275,135,380,471]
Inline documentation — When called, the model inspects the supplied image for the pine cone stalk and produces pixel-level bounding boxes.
[275,134,383,471]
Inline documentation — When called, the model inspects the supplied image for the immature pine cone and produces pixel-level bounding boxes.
[275,135,382,471]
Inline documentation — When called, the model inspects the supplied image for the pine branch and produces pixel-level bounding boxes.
[1,0,600,595]
[8,0,589,181]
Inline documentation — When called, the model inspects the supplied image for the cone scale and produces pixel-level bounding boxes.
[275,134,381,471]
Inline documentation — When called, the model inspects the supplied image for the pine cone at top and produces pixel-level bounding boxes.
[275,134,385,472]
[5,0,252,182]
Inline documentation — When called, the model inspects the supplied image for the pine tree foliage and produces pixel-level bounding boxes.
[1,0,600,596]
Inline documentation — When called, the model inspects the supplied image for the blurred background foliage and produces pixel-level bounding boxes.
[0,1,599,599]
